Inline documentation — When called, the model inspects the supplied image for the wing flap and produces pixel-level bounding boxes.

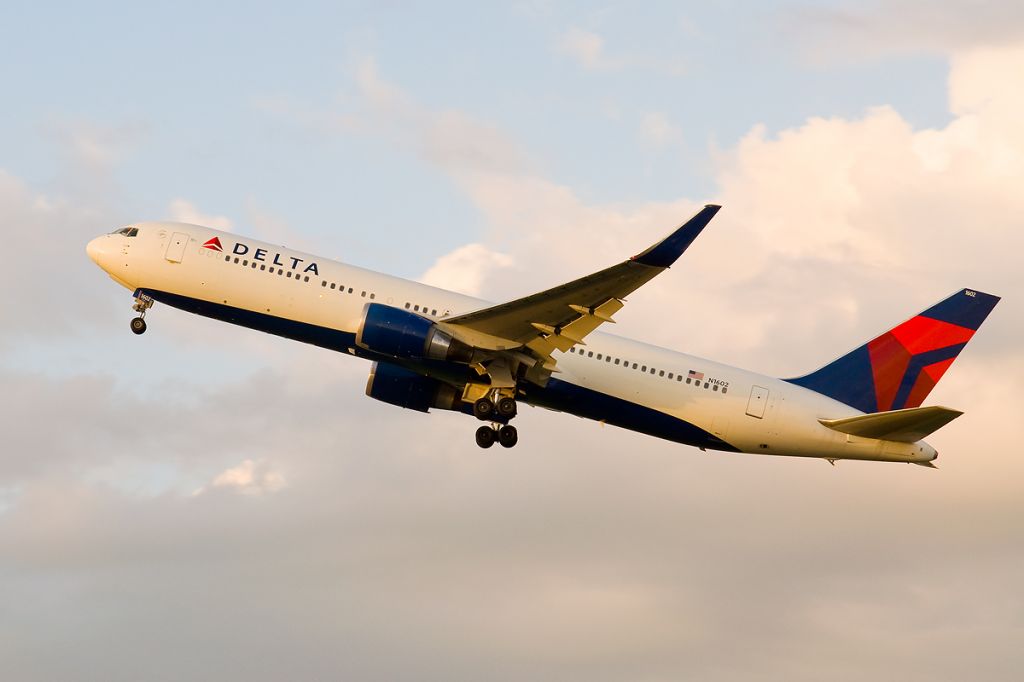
[819,405,963,443]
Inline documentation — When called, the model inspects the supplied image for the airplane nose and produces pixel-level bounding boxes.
[86,236,105,265]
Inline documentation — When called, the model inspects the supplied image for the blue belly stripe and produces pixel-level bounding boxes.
[143,288,737,452]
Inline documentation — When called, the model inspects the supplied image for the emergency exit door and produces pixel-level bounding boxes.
[165,232,189,263]
[746,385,769,419]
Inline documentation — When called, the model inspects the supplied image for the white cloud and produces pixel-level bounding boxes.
[167,198,234,231]
[420,243,514,297]
[4,39,1024,682]
[557,27,611,70]
[197,459,286,496]
[555,27,687,74]
[785,1,1024,59]
[640,111,683,147]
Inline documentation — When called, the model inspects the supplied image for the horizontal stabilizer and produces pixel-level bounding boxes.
[819,405,963,443]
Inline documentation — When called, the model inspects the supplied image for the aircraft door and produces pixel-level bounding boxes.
[166,232,189,263]
[746,385,769,419]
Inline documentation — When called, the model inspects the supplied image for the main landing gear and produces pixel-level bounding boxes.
[130,292,154,335]
[475,424,518,449]
[472,393,519,448]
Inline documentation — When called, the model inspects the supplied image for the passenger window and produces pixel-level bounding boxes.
[287,271,293,278]
[370,293,375,299]
[242,260,248,267]
[322,281,327,287]
[704,382,709,388]
[668,373,673,379]
[233,257,239,264]
[224,255,230,262]
[659,370,665,377]
[722,388,728,394]
[632,363,638,369]
[614,359,620,365]
[588,351,594,358]
[304,276,310,282]
[641,366,647,372]
[361,291,366,297]
[260,264,266,271]
[606,356,611,362]
[676,375,682,382]
[596,354,602,360]
[431,309,437,316]
[278,269,284,275]
[330,283,336,289]
[713,385,719,391]
[686,378,691,384]
[651,368,656,375]
[414,305,420,311]
[405,302,410,309]
[348,288,353,294]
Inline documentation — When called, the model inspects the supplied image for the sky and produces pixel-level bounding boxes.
[1,1,1023,680]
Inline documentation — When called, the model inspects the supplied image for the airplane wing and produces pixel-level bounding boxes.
[439,205,720,364]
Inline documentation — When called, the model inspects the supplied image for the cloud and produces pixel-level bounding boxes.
[3,40,1024,682]
[420,243,514,297]
[785,0,1024,59]
[195,459,286,496]
[0,169,122,341]
[167,198,234,231]
[639,111,683,147]
[555,26,687,74]
[557,27,613,70]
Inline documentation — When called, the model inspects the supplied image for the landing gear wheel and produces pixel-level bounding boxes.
[130,317,147,335]
[475,425,496,449]
[473,398,495,421]
[496,397,517,419]
[497,425,518,448]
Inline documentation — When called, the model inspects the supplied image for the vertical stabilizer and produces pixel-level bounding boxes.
[786,289,999,413]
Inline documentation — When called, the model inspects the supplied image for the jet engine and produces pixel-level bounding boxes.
[365,362,461,413]
[356,303,472,362]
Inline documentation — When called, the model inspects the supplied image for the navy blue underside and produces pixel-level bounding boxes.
[143,289,737,451]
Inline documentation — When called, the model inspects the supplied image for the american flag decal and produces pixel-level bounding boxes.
[688,370,704,381]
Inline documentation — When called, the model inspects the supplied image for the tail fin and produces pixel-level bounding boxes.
[786,288,1000,413]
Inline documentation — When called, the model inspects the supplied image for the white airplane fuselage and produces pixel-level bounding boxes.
[87,222,939,465]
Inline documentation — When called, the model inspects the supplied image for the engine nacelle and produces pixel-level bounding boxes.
[356,303,472,362]
[365,362,461,413]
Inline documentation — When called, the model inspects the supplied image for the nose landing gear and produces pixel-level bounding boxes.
[130,292,154,335]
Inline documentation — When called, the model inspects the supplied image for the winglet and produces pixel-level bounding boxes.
[631,204,721,268]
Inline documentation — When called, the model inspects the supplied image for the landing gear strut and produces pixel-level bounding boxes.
[472,395,518,421]
[130,292,154,335]
[472,390,519,448]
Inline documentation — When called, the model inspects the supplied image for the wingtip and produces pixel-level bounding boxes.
[631,204,721,268]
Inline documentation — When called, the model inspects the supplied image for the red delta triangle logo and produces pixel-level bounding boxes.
[202,237,224,252]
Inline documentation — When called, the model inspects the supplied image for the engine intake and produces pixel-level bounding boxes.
[365,362,461,413]
[356,303,472,362]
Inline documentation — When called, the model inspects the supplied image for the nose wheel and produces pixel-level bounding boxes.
[129,292,154,335]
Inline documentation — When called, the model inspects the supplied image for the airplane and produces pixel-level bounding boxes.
[86,206,999,465]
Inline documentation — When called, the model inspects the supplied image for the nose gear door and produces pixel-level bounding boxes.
[166,232,189,263]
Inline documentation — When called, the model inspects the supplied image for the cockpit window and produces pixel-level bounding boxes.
[110,227,139,237]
